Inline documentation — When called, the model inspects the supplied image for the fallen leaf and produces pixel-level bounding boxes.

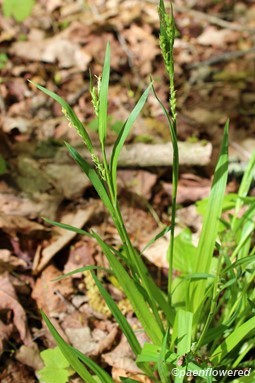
[10,37,91,69]
[0,272,32,354]
[103,317,149,374]
[118,170,157,199]
[63,315,118,356]
[32,264,73,317]
[0,249,27,273]
[0,320,13,355]
[0,213,45,237]
[197,26,238,47]
[15,343,44,371]
[36,203,97,272]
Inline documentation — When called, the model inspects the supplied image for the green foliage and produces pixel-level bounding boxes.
[88,115,124,134]
[0,154,7,175]
[37,347,73,383]
[2,0,34,22]
[35,1,255,382]
[0,53,8,70]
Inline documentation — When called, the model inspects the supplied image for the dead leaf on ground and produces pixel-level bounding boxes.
[0,359,36,383]
[32,264,73,317]
[118,170,157,199]
[103,317,149,374]
[162,174,212,204]
[0,184,61,220]
[0,213,45,237]
[197,26,239,47]
[0,272,33,354]
[10,37,91,70]
[63,239,96,277]
[15,343,44,371]
[64,323,118,357]
[0,250,27,273]
[112,368,153,383]
[35,203,98,272]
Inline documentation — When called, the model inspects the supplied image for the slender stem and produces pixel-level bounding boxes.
[114,202,165,334]
[167,120,178,306]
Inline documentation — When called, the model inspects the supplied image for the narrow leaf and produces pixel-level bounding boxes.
[142,225,171,252]
[65,143,115,218]
[32,82,93,152]
[92,232,163,345]
[91,272,142,356]
[110,84,152,195]
[190,121,229,315]
[42,217,92,237]
[98,43,110,146]
[72,347,114,383]
[210,316,255,364]
[41,312,97,383]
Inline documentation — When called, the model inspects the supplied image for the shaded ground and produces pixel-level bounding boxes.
[0,0,255,382]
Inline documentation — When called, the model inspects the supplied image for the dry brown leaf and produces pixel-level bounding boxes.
[162,174,212,204]
[0,359,36,383]
[32,264,73,317]
[0,320,13,355]
[62,311,118,356]
[0,250,27,273]
[118,170,157,199]
[63,239,96,277]
[112,368,153,383]
[36,203,97,272]
[103,317,149,374]
[0,273,32,353]
[197,26,238,47]
[15,343,44,371]
[10,38,91,70]
[0,213,45,237]
[0,188,61,219]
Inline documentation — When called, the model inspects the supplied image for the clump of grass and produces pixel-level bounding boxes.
[35,1,255,382]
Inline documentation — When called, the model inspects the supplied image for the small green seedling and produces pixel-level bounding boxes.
[2,0,34,22]
[37,347,73,383]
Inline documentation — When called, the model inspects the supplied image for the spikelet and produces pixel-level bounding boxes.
[91,153,106,181]
[90,74,101,117]
[62,107,80,136]
[158,1,177,122]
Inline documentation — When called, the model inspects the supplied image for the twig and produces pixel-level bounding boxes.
[145,0,255,34]
[188,46,255,68]
[174,5,255,34]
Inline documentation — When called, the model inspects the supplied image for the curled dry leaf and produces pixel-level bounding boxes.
[0,213,45,237]
[0,272,32,354]
[32,264,73,317]
[36,204,97,272]
[112,368,153,383]
[0,320,13,355]
[61,310,118,356]
[10,38,91,70]
[103,317,149,374]
[0,249,27,273]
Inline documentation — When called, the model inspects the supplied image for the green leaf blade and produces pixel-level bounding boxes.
[110,84,152,194]
[32,83,93,152]
[190,121,229,316]
[91,272,142,356]
[41,312,97,383]
[98,42,111,146]
[65,143,115,217]
[92,232,163,345]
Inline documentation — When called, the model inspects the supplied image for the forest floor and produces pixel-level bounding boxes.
[0,0,255,382]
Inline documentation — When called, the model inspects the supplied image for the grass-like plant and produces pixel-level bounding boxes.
[35,1,255,382]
